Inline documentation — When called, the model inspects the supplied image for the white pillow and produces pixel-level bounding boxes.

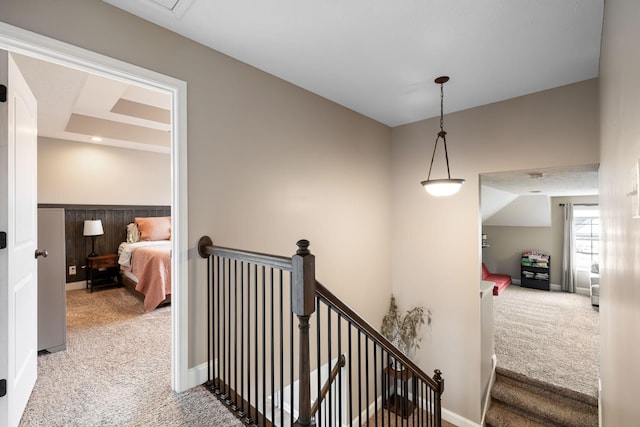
[126,222,141,243]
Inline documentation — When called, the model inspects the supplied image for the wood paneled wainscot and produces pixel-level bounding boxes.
[38,204,171,283]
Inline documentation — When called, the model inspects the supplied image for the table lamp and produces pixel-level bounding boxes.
[83,219,104,257]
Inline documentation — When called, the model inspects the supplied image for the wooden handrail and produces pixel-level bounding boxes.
[315,280,444,393]
[310,354,346,417]
[198,236,293,271]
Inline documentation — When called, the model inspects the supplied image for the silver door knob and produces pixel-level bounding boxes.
[35,249,48,258]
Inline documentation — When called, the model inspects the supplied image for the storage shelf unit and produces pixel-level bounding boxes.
[521,251,550,291]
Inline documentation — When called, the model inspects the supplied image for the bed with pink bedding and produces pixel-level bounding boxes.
[117,216,172,311]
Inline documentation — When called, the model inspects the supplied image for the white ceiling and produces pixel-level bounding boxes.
[481,164,600,197]
[480,165,599,224]
[103,0,604,127]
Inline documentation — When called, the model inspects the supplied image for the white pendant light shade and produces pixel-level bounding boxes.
[421,178,465,197]
[420,76,465,197]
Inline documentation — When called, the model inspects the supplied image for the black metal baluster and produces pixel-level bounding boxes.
[221,258,228,402]
[215,256,221,395]
[226,258,232,405]
[279,269,284,427]
[270,268,275,426]
[253,263,259,427]
[433,384,436,427]
[395,359,399,427]
[337,314,342,427]
[365,335,370,426]
[419,379,422,427]
[428,383,431,427]
[233,259,239,411]
[357,330,362,426]
[290,271,294,427]
[206,256,212,388]
[348,326,353,426]
[316,298,322,427]
[327,305,333,426]
[418,381,422,427]
[416,380,420,427]
[245,262,252,425]
[262,265,266,427]
[387,352,391,426]
[373,343,377,427]
[239,261,246,417]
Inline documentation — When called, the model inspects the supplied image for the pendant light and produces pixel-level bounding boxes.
[420,76,465,196]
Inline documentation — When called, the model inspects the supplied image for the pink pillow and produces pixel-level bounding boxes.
[481,263,490,280]
[135,216,171,241]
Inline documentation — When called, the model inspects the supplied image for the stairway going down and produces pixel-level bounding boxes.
[485,368,598,427]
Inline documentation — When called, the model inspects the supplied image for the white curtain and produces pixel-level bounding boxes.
[561,203,577,293]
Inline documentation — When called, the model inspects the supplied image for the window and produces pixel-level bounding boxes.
[573,205,599,287]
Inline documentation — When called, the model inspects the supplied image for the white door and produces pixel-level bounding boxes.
[0,51,39,427]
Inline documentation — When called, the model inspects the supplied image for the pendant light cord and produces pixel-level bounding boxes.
[426,80,452,180]
[440,81,444,133]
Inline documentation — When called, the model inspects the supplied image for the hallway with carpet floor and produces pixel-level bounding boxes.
[19,287,242,426]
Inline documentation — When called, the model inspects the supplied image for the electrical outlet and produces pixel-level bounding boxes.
[69,265,77,275]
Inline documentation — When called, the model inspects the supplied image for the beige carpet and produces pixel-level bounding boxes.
[493,285,599,398]
[19,287,243,426]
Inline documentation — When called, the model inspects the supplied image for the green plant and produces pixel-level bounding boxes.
[380,294,431,356]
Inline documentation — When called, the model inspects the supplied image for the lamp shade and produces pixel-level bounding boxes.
[421,178,465,197]
[83,219,104,237]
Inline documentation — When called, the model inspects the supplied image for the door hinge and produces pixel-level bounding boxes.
[0,231,6,249]
[0,379,6,397]
[0,84,6,102]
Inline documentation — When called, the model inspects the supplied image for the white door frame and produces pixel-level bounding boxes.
[0,22,190,392]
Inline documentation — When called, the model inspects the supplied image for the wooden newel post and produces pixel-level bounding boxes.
[292,239,316,427]
[433,369,444,427]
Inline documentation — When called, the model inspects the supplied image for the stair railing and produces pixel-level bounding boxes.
[198,236,444,427]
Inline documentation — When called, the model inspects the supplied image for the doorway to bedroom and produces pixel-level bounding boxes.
[1,30,187,408]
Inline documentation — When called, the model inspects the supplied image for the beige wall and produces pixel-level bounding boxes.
[391,79,599,422]
[599,0,640,424]
[0,1,609,424]
[482,195,599,285]
[0,0,392,389]
[38,137,171,205]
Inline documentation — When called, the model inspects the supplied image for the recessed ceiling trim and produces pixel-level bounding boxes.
[111,98,171,124]
[65,113,170,147]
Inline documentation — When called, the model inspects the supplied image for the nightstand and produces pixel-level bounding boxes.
[86,254,120,293]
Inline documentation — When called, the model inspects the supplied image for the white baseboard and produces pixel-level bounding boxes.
[443,407,481,427]
[512,278,521,285]
[188,361,210,389]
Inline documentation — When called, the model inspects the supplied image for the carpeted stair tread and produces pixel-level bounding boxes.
[486,400,550,427]
[488,370,598,427]
[497,367,597,407]
[491,379,597,427]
